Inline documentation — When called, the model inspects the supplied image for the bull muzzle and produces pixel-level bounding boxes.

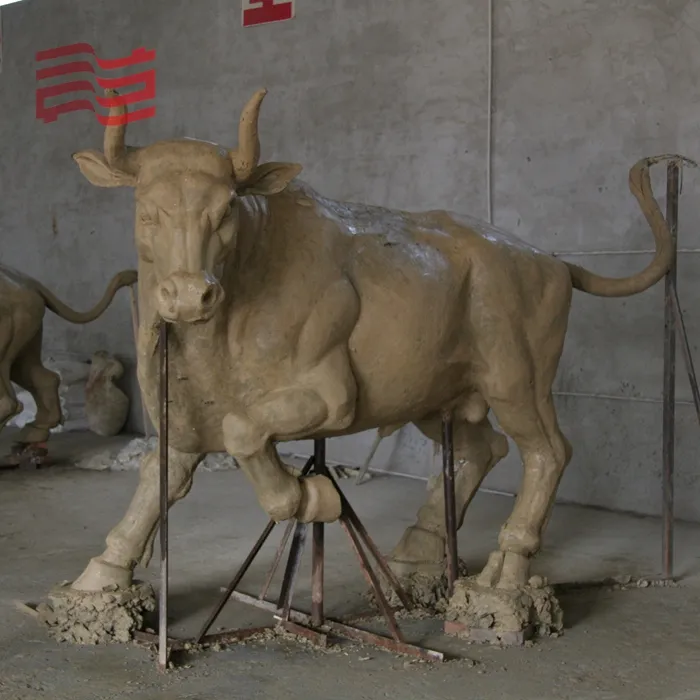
[155,272,224,323]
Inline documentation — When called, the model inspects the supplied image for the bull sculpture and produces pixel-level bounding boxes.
[0,263,137,446]
[69,88,678,596]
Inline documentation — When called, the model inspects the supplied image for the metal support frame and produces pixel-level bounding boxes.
[189,439,444,663]
[149,323,455,669]
[661,160,700,580]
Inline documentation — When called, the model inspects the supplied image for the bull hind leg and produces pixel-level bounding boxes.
[0,316,23,432]
[477,387,572,590]
[388,408,509,578]
[10,329,62,444]
[72,446,202,591]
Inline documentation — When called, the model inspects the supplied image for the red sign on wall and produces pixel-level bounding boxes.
[35,43,156,125]
[242,0,295,27]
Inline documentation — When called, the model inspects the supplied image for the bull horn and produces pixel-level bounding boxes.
[103,88,128,167]
[230,88,267,183]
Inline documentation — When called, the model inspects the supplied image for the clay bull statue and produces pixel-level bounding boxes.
[0,264,137,444]
[68,87,683,596]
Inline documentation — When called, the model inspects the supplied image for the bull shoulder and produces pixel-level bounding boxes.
[295,277,360,370]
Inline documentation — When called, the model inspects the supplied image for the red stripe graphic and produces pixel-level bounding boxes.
[35,44,156,125]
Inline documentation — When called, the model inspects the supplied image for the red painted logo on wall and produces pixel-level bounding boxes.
[242,0,295,27]
[35,43,156,125]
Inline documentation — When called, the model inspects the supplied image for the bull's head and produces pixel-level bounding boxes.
[72,89,301,324]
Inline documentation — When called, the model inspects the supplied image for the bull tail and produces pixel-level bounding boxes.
[34,269,137,324]
[565,154,697,298]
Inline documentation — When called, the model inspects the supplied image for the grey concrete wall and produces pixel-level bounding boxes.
[0,1,698,519]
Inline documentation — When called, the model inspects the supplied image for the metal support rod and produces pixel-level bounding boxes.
[195,518,278,645]
[259,455,316,601]
[312,440,326,626]
[355,430,382,485]
[227,591,444,662]
[442,412,458,596]
[158,321,170,671]
[277,522,308,622]
[311,523,324,626]
[662,162,679,580]
[260,519,295,601]
[671,289,700,429]
[339,517,404,642]
[321,465,413,610]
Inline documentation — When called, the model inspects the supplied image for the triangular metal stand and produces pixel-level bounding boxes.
[190,439,444,662]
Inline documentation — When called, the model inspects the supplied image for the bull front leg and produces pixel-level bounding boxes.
[71,446,202,591]
[223,343,357,523]
[223,389,343,523]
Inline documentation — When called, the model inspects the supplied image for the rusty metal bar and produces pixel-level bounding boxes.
[662,162,679,580]
[339,516,403,642]
[260,519,295,601]
[277,521,308,621]
[311,523,324,626]
[158,321,170,671]
[442,412,458,596]
[312,440,326,626]
[194,518,278,645]
[226,592,443,662]
[135,626,273,651]
[195,455,316,644]
[278,619,329,648]
[671,289,700,430]
[322,467,413,610]
[326,619,444,662]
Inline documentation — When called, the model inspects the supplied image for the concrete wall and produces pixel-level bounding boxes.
[1,1,698,519]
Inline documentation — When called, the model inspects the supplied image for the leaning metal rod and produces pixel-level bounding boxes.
[442,412,458,596]
[195,518,278,645]
[339,515,403,642]
[662,161,679,580]
[355,430,382,485]
[671,289,700,429]
[195,455,316,644]
[277,521,308,622]
[158,321,170,671]
[259,519,296,601]
[321,463,413,610]
[229,592,444,662]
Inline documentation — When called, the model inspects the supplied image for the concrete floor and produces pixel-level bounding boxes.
[1,431,700,700]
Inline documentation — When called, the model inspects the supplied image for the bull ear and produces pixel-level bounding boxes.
[236,162,302,196]
[72,149,137,188]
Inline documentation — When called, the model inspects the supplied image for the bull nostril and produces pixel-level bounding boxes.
[201,287,215,306]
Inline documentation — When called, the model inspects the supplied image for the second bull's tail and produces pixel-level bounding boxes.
[34,269,137,324]
[565,154,697,298]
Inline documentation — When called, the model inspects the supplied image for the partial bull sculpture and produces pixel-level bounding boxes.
[0,264,137,445]
[68,87,678,600]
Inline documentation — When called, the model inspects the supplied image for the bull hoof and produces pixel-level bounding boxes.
[387,525,446,578]
[261,478,304,522]
[296,474,341,523]
[71,557,134,592]
[476,550,530,589]
[38,580,156,645]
